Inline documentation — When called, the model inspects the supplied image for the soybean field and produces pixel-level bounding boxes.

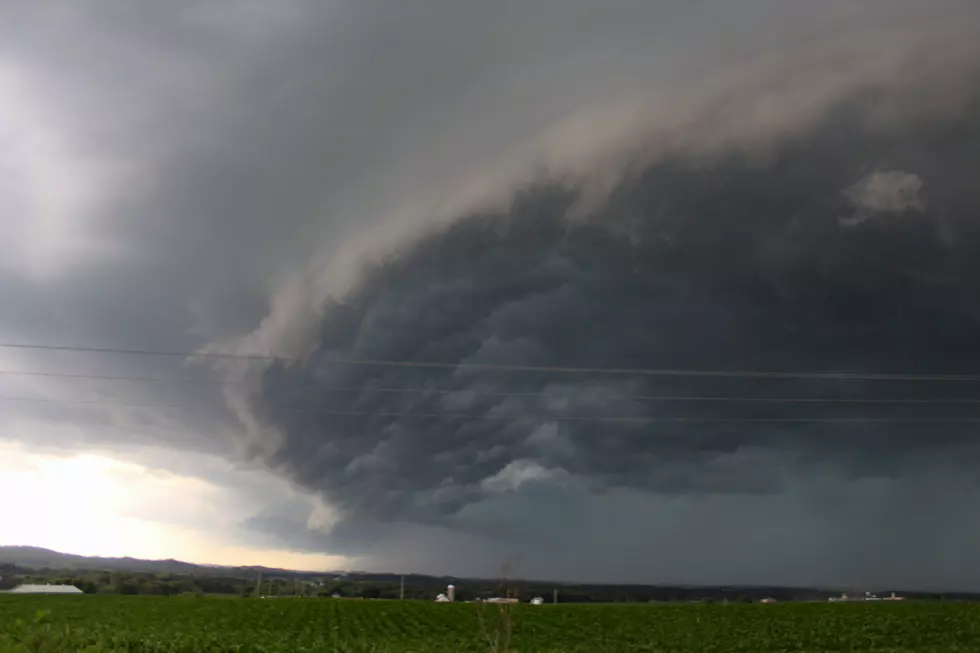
[2,596,980,652]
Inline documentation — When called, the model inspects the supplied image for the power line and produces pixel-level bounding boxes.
[2,368,980,404]
[5,395,980,424]
[309,414,980,424]
[0,396,181,410]
[0,341,978,381]
[0,342,280,362]
[0,369,229,385]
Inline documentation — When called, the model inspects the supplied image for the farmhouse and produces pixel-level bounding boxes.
[4,584,84,595]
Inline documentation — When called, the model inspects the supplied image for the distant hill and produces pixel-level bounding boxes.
[5,546,978,602]
[0,546,312,577]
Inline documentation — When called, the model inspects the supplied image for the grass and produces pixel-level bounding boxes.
[2,595,980,652]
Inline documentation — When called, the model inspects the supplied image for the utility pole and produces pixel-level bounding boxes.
[400,575,405,600]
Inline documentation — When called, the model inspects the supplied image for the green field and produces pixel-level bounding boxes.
[2,596,980,652]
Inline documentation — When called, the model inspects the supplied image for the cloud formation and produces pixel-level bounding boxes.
[3,1,980,586]
[220,19,980,586]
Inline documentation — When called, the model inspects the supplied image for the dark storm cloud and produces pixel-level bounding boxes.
[255,86,980,508]
[246,474,980,590]
[222,23,980,586]
[4,0,980,585]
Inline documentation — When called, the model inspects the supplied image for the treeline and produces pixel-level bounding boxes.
[0,565,252,596]
[4,563,980,602]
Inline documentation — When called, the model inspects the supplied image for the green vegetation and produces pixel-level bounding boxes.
[2,596,980,652]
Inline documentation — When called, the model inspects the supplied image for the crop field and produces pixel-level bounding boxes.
[1,596,980,653]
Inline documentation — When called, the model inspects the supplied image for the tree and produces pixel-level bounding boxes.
[0,574,21,590]
[76,580,99,594]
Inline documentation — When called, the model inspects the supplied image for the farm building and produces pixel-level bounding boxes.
[435,584,457,602]
[5,584,84,595]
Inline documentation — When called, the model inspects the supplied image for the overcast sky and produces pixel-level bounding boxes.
[3,1,980,590]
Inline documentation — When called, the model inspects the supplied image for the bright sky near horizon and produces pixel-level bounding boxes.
[0,440,348,571]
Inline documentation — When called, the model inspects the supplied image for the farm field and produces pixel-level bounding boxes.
[1,596,980,652]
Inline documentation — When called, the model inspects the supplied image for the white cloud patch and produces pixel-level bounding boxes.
[481,459,572,493]
[524,422,577,458]
[839,170,924,227]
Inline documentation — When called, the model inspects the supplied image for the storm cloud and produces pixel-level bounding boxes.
[207,18,980,586]
[5,1,980,587]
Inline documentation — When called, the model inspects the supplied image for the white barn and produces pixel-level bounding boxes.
[6,584,83,595]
